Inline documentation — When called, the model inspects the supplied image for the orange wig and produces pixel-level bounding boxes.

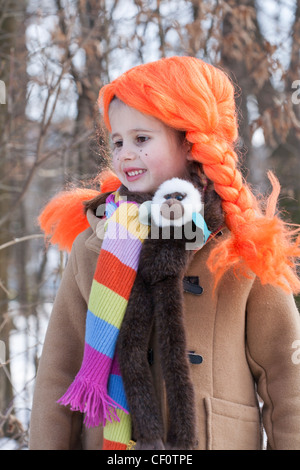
[98,56,300,293]
[38,171,120,252]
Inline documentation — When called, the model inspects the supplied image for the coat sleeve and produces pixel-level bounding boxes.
[246,279,300,450]
[29,235,103,450]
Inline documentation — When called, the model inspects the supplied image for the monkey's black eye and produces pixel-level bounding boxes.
[164,192,186,201]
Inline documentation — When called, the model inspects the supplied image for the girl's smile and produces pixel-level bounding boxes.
[109,100,189,193]
[123,167,147,182]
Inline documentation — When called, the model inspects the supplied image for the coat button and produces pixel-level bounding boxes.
[188,351,203,364]
[183,276,203,295]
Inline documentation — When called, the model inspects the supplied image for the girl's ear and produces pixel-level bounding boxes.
[183,139,193,160]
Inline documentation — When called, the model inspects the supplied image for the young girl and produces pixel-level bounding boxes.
[30,56,300,450]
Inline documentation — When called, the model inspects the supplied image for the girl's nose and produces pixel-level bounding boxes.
[118,146,136,161]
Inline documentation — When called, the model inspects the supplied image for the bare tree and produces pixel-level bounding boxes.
[0,0,28,442]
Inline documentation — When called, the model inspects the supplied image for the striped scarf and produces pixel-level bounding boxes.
[58,190,149,450]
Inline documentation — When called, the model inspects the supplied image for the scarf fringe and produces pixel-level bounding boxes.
[57,378,125,428]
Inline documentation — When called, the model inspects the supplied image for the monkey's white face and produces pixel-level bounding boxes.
[151,178,203,227]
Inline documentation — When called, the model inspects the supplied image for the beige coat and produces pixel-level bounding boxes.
[29,209,300,450]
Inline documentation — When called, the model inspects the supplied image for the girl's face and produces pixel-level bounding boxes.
[108,100,189,193]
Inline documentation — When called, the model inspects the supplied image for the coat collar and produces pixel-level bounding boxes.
[84,209,105,254]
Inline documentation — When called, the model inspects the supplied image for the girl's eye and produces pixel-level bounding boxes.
[136,136,149,144]
[112,140,122,149]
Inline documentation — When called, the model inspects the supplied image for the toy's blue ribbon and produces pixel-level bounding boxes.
[192,212,212,243]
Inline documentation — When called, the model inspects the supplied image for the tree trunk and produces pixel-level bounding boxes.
[0,0,16,417]
[0,0,28,428]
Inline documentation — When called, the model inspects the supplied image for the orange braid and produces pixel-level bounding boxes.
[98,56,300,293]
[38,171,120,252]
[185,131,257,228]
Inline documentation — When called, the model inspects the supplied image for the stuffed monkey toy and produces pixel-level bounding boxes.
[117,177,208,451]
